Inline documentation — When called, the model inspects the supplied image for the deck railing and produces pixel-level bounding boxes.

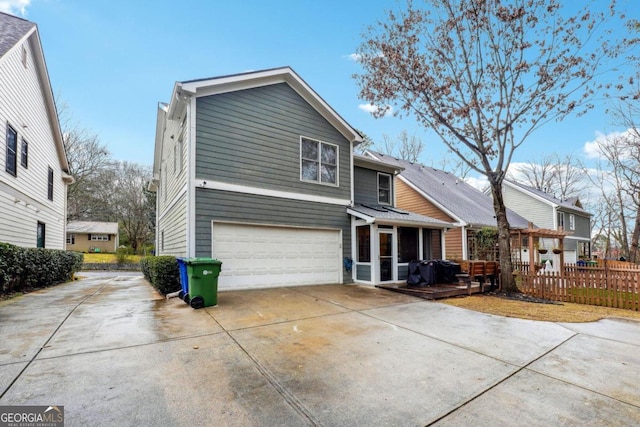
[514,261,640,311]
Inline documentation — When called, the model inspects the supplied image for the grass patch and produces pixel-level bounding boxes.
[441,294,640,323]
[83,253,142,264]
[567,287,639,308]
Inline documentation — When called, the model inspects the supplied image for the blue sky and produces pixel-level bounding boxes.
[4,0,638,176]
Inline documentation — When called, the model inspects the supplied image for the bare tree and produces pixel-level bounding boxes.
[58,102,113,221]
[434,152,473,179]
[355,0,637,291]
[511,153,587,200]
[353,129,375,155]
[376,130,424,162]
[609,74,640,262]
[110,161,154,253]
[587,132,639,261]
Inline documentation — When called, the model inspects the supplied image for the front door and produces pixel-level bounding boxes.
[379,230,393,282]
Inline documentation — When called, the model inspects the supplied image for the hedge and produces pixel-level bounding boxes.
[0,241,84,293]
[140,255,180,295]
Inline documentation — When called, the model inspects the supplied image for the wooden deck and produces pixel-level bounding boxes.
[376,282,486,300]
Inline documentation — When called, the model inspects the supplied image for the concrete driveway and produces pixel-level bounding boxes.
[1,273,639,426]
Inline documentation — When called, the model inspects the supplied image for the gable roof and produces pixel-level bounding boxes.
[0,12,70,175]
[154,67,363,179]
[67,221,119,235]
[0,12,35,57]
[178,67,361,143]
[366,151,530,229]
[504,180,591,216]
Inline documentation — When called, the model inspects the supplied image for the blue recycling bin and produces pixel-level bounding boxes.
[176,258,190,303]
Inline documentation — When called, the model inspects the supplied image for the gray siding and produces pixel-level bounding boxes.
[195,188,352,282]
[195,83,351,200]
[503,185,552,228]
[563,210,591,239]
[158,192,187,256]
[354,166,392,205]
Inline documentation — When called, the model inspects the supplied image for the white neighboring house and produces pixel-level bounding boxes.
[0,12,73,249]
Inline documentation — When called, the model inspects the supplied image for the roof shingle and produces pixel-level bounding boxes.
[0,12,35,58]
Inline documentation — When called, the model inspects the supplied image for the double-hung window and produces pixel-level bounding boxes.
[300,137,338,185]
[378,173,392,204]
[5,124,17,176]
[569,214,575,231]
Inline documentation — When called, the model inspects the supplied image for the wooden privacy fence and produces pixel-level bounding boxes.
[515,261,640,311]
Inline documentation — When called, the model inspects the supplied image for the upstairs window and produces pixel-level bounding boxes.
[378,173,392,205]
[569,214,575,230]
[47,167,54,200]
[21,139,28,168]
[300,137,338,185]
[6,124,17,176]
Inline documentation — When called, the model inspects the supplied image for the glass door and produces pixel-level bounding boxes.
[379,230,393,282]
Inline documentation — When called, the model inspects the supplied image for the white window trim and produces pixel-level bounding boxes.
[569,214,575,231]
[90,234,109,241]
[299,136,339,187]
[377,172,392,205]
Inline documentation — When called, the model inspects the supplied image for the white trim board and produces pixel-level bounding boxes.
[194,179,351,206]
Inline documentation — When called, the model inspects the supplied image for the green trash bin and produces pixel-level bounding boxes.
[185,258,222,309]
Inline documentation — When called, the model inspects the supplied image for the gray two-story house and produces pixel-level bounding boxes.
[152,67,362,290]
[152,67,452,290]
[502,180,592,262]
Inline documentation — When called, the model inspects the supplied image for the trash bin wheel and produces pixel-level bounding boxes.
[183,293,190,304]
[178,291,185,300]
[190,296,204,309]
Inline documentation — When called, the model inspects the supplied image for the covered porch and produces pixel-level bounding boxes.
[347,204,454,286]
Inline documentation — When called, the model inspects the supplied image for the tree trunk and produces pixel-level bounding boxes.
[488,177,516,292]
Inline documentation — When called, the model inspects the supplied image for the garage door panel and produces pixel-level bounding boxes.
[212,223,341,290]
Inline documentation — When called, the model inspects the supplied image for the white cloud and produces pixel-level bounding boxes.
[464,175,489,192]
[583,129,637,160]
[358,103,393,117]
[0,0,31,16]
[344,53,361,62]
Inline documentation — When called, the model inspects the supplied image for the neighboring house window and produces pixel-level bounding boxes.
[557,212,565,229]
[21,139,28,168]
[357,226,371,262]
[47,167,54,200]
[6,124,17,176]
[37,222,45,248]
[90,234,109,241]
[398,227,419,263]
[300,137,338,185]
[67,234,75,245]
[378,173,392,205]
[569,214,575,231]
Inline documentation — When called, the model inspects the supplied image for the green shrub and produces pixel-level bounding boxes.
[116,247,131,264]
[140,255,180,295]
[0,242,83,294]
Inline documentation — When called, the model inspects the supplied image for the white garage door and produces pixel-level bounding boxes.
[212,223,342,290]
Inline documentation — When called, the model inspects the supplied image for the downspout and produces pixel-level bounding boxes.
[461,225,468,260]
[187,94,196,257]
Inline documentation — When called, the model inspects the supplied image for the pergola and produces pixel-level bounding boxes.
[510,222,572,275]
